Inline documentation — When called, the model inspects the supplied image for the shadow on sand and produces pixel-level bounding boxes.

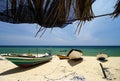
[68,58,83,66]
[0,61,49,76]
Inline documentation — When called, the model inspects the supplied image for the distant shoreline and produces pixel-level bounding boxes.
[0,46,120,56]
[0,45,120,47]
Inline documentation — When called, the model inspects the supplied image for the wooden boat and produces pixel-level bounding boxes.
[96,53,108,62]
[6,55,52,67]
[57,55,69,59]
[67,49,83,60]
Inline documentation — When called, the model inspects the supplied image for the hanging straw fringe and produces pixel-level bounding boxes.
[0,0,95,27]
[0,0,120,36]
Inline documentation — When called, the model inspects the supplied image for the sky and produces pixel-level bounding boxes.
[0,0,120,46]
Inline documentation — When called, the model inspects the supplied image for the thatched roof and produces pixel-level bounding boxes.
[0,0,120,35]
[0,0,95,26]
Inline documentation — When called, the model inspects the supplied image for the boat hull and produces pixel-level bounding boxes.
[68,51,82,60]
[57,55,69,59]
[67,49,83,60]
[6,56,52,67]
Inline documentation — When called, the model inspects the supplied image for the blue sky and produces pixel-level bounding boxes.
[0,0,120,46]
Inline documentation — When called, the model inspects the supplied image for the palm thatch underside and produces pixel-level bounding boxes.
[0,0,120,36]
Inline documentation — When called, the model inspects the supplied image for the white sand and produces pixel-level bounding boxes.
[0,55,120,81]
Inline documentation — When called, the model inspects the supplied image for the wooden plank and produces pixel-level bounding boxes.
[99,63,107,78]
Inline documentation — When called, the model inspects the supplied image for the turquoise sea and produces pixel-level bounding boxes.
[0,46,120,56]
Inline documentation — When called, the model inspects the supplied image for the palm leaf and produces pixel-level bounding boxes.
[0,0,120,36]
[113,0,120,18]
[11,0,16,15]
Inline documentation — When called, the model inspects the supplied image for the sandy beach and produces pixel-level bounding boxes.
[0,55,120,81]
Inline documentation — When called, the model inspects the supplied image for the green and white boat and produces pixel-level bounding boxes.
[6,54,52,67]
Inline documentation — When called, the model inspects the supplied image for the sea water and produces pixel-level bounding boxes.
[0,46,120,56]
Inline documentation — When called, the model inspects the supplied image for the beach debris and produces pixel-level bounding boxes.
[100,63,116,81]
[104,68,116,81]
[44,72,85,81]
[99,63,107,78]
[70,73,85,81]
[67,49,83,60]
[44,64,85,81]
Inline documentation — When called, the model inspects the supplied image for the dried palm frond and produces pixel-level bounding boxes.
[74,0,95,34]
[113,0,120,18]
[11,0,16,16]
[0,0,96,36]
[75,0,94,21]
[0,0,95,26]
[2,0,120,36]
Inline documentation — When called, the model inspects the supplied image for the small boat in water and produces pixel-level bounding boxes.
[6,53,52,67]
